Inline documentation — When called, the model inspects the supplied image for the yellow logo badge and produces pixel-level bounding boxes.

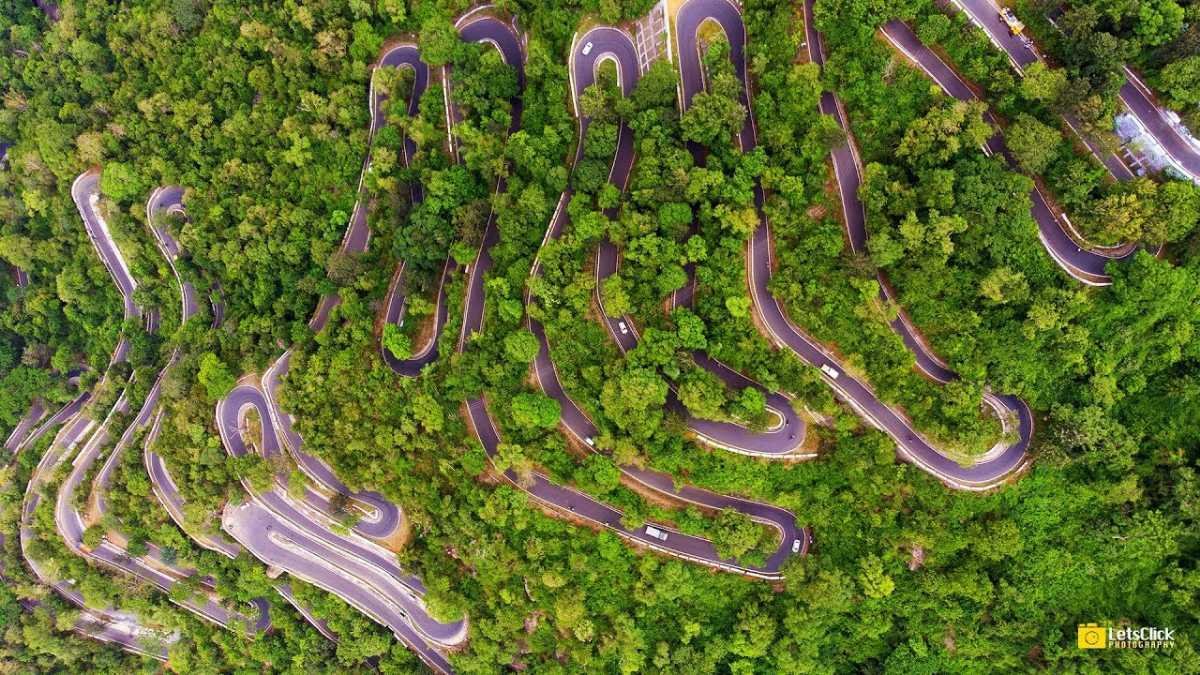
[1078,624,1107,649]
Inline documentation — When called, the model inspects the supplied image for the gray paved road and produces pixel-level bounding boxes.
[146,186,201,322]
[461,24,811,580]
[947,0,1191,282]
[224,500,453,673]
[263,351,402,540]
[678,0,1033,490]
[21,406,175,659]
[56,177,271,634]
[880,20,1136,287]
[217,382,467,651]
[313,44,430,331]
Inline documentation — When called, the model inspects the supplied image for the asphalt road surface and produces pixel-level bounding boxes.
[947,0,1196,279]
[54,176,271,634]
[146,186,202,322]
[17,173,175,655]
[880,20,1138,287]
[313,44,430,331]
[223,499,454,673]
[461,23,811,580]
[216,382,467,652]
[263,351,402,540]
[678,0,1033,490]
[21,407,175,659]
[265,43,418,540]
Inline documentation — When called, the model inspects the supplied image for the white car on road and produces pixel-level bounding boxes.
[582,41,594,56]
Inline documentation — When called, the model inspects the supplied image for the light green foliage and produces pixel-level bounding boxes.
[197,352,235,401]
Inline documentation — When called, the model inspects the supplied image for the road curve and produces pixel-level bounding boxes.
[146,187,202,323]
[21,401,175,659]
[586,28,807,458]
[71,171,140,324]
[267,45,420,541]
[461,24,810,580]
[946,0,1189,277]
[222,499,452,673]
[57,178,270,634]
[263,351,402,540]
[878,21,1135,287]
[797,6,1035,463]
[216,383,467,651]
[382,14,528,374]
[18,173,179,655]
[313,44,431,332]
[678,0,1033,490]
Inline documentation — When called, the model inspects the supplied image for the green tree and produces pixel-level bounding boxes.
[510,392,561,430]
[381,323,412,361]
[1006,114,1062,175]
[197,352,235,400]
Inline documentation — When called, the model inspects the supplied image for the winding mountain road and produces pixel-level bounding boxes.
[879,21,1137,287]
[460,23,810,580]
[263,352,402,540]
[53,177,269,637]
[196,39,471,669]
[145,187,203,323]
[944,0,1192,280]
[216,382,464,671]
[677,0,1033,490]
[952,0,1200,184]
[21,391,175,659]
[18,173,179,657]
[265,45,422,543]
[313,44,431,332]
[587,35,808,458]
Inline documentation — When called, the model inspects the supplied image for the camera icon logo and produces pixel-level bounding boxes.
[1078,624,1107,649]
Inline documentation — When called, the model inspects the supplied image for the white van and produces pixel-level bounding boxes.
[645,525,668,541]
[820,364,839,379]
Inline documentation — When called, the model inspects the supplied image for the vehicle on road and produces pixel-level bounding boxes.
[618,320,629,335]
[582,41,594,55]
[1000,8,1024,35]
[820,364,839,380]
[645,525,668,541]
[792,539,802,553]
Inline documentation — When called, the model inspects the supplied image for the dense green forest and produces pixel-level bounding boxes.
[1015,0,1200,123]
[1,0,1198,672]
